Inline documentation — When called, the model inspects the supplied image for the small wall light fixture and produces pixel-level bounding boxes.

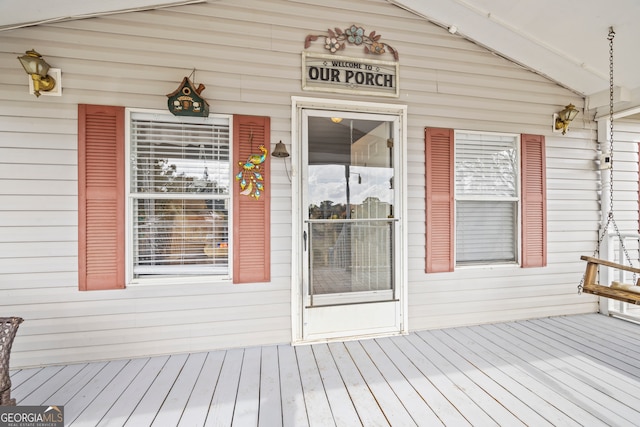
[553,103,579,135]
[272,140,290,158]
[17,50,58,97]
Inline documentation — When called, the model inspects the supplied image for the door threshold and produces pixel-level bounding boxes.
[294,329,407,346]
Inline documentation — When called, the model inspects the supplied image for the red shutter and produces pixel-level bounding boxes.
[233,115,271,283]
[425,128,454,273]
[78,105,125,290]
[521,134,547,268]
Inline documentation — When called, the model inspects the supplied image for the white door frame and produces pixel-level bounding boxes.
[290,96,409,344]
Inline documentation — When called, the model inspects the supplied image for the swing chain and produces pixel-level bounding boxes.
[607,27,635,280]
[608,27,615,219]
[579,27,636,293]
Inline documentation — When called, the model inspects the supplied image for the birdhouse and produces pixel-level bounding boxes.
[166,77,210,117]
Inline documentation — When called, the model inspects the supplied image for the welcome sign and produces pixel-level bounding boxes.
[302,53,399,97]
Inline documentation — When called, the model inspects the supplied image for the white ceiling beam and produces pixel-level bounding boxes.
[388,0,606,96]
[587,86,632,110]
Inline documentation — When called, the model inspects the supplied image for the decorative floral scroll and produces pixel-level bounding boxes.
[236,142,267,199]
[305,25,399,61]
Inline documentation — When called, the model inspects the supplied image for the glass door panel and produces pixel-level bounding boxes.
[305,114,396,307]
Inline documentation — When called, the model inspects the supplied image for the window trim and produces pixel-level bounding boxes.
[124,108,234,286]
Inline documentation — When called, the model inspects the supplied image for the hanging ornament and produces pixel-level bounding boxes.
[236,132,267,199]
[166,71,210,117]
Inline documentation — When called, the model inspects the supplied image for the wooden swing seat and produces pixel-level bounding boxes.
[581,255,640,305]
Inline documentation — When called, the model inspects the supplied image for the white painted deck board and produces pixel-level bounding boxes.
[178,351,225,427]
[516,319,640,398]
[73,358,150,427]
[310,344,360,427]
[124,354,189,427]
[41,362,110,408]
[258,346,283,427]
[480,323,633,425]
[278,346,309,427]
[454,323,603,426]
[204,348,243,427]
[538,316,640,377]
[328,342,390,426]
[344,340,417,426]
[392,335,497,426]
[6,314,640,427]
[567,315,640,353]
[360,339,444,426]
[98,356,170,427]
[232,347,262,427]
[426,329,555,427]
[295,345,334,427]
[15,364,85,405]
[12,365,64,401]
[9,367,41,388]
[278,345,309,427]
[64,360,129,425]
[153,353,207,427]
[375,335,471,425]
[491,321,640,422]
[406,332,525,426]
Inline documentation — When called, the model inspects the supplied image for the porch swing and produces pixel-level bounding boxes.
[579,27,640,305]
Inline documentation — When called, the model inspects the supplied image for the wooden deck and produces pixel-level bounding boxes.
[9,313,640,426]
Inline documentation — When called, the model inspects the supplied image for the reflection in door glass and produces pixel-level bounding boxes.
[309,221,393,296]
[306,116,395,301]
[307,117,393,219]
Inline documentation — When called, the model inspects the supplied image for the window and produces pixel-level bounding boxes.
[129,112,231,278]
[425,128,545,273]
[79,105,271,290]
[455,132,519,265]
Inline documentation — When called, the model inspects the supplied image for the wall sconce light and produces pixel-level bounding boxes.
[17,50,61,97]
[553,103,579,135]
[272,140,290,158]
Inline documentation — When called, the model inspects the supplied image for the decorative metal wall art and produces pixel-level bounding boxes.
[305,25,399,60]
[166,76,210,117]
[236,134,268,199]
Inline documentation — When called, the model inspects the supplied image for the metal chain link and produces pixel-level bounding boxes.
[579,27,635,293]
[608,27,615,223]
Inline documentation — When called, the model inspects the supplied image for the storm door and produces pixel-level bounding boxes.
[301,109,402,340]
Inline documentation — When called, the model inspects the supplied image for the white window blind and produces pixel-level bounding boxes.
[129,113,230,277]
[455,132,519,264]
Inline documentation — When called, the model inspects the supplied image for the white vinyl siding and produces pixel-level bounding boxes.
[455,132,519,265]
[0,0,614,368]
[129,112,231,279]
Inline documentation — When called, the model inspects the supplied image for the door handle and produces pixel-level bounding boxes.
[303,230,307,251]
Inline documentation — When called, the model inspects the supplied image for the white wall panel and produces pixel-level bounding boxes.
[0,0,615,368]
